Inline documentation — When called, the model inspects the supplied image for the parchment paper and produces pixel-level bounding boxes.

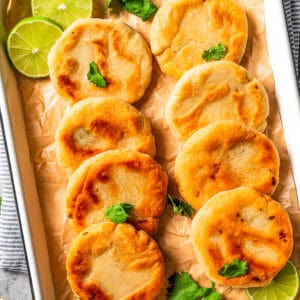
[5,0,300,299]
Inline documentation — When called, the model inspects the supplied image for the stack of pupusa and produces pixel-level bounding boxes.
[151,0,293,291]
[45,0,295,298]
[48,18,168,299]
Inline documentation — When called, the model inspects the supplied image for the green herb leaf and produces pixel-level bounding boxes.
[107,0,113,7]
[218,259,248,279]
[202,43,227,61]
[87,61,107,88]
[167,272,221,300]
[203,290,222,300]
[105,203,133,223]
[119,0,157,21]
[168,194,195,218]
[0,196,2,209]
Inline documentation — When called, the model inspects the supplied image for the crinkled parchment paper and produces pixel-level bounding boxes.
[5,0,300,299]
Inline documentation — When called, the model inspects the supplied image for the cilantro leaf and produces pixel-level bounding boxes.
[87,62,107,88]
[168,194,195,218]
[204,290,222,300]
[105,203,133,223]
[119,0,157,21]
[218,259,248,279]
[167,272,221,300]
[202,43,227,61]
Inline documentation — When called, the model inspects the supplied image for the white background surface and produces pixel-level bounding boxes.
[0,270,31,299]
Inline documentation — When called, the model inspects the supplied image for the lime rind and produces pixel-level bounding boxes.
[246,261,300,300]
[8,16,63,31]
[31,0,93,29]
[7,17,63,78]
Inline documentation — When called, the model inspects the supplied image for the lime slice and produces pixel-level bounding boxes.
[31,0,93,29]
[246,261,300,300]
[7,17,63,78]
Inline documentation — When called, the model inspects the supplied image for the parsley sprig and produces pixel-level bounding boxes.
[105,203,133,223]
[218,259,248,279]
[167,272,221,300]
[87,61,107,88]
[108,0,157,21]
[202,43,227,62]
[168,194,195,218]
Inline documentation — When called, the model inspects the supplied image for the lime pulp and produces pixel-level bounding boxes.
[31,0,93,29]
[246,261,300,300]
[7,17,63,78]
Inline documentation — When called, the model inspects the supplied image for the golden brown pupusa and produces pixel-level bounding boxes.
[175,121,280,210]
[191,187,293,287]
[166,62,269,141]
[150,0,248,78]
[55,97,156,170]
[48,18,152,104]
[66,222,165,300]
[66,150,168,235]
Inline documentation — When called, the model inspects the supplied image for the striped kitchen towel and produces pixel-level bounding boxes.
[0,118,27,273]
[283,0,300,87]
[0,0,298,274]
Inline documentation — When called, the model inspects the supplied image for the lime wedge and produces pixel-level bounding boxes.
[246,261,300,300]
[7,17,63,78]
[31,0,93,29]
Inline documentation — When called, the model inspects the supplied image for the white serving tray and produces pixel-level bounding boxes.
[0,0,56,298]
[264,0,300,192]
[0,0,299,299]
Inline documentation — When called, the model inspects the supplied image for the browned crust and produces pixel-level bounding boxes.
[48,19,152,104]
[210,0,247,62]
[57,75,80,100]
[66,150,168,235]
[166,62,269,141]
[55,97,156,169]
[174,121,279,210]
[66,223,165,299]
[150,0,248,78]
[130,217,160,236]
[191,187,293,287]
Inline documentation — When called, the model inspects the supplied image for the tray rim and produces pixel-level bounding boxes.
[0,0,299,299]
[0,1,56,299]
[265,0,300,196]
[0,54,55,300]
